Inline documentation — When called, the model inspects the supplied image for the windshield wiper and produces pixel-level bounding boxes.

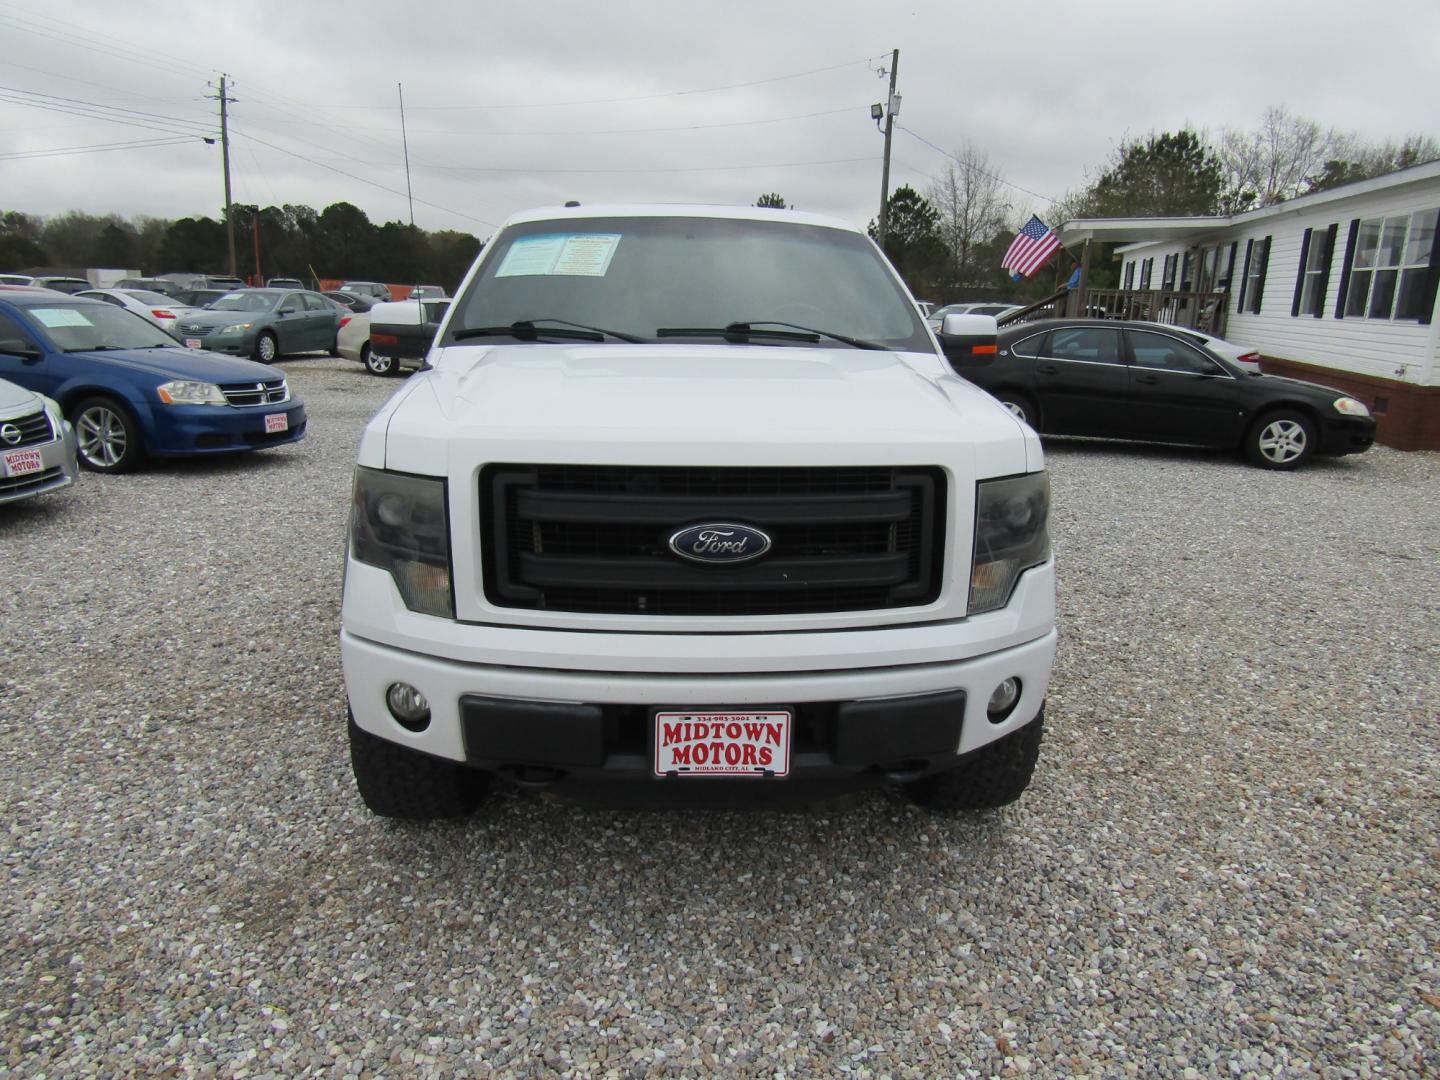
[452,318,648,344]
[656,321,886,350]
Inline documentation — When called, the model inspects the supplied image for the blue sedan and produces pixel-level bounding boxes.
[0,293,306,473]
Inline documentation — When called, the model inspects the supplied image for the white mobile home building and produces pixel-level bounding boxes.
[1059,160,1440,450]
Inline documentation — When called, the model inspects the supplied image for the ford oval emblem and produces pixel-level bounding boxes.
[668,522,772,565]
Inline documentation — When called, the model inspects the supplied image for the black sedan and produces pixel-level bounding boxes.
[943,319,1376,469]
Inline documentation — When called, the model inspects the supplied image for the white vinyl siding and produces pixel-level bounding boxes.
[1111,177,1440,385]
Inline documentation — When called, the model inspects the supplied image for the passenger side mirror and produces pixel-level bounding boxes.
[938,313,1000,360]
[279,305,298,315]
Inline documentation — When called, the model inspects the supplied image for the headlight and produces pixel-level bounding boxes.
[1333,397,1370,417]
[969,472,1051,615]
[350,467,453,617]
[217,322,252,334]
[157,380,226,405]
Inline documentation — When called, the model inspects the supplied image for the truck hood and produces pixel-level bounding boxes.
[373,343,1033,476]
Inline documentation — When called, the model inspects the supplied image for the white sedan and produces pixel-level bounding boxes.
[75,288,201,336]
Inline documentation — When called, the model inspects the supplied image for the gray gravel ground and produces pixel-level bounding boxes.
[1,356,1437,1078]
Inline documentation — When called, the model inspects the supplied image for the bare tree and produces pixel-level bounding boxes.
[926,143,1011,291]
[1218,106,1341,211]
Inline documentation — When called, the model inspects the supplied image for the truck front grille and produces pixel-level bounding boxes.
[481,464,945,616]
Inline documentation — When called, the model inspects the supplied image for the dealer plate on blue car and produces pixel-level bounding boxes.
[264,413,288,433]
[653,711,791,777]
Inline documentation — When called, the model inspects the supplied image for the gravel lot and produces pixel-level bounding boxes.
[2,356,1437,1077]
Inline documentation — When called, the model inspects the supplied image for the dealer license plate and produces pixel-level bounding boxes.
[264,413,288,433]
[653,710,791,777]
[2,448,43,477]
[184,338,202,349]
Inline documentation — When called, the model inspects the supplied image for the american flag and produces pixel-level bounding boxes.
[1001,215,1062,278]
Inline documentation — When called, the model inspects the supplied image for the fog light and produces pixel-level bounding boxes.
[386,682,431,731]
[987,677,1021,722]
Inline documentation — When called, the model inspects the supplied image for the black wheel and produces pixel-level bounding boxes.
[1244,409,1315,470]
[364,344,399,377]
[348,710,488,820]
[905,710,1043,811]
[71,396,146,473]
[253,330,279,364]
[993,391,1038,428]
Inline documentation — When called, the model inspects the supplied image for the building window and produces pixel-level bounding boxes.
[1140,258,1153,289]
[1161,254,1177,291]
[1123,261,1135,290]
[1344,209,1439,320]
[1179,251,1196,291]
[1239,237,1271,314]
[1294,226,1336,317]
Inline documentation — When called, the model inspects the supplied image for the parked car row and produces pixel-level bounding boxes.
[0,292,309,505]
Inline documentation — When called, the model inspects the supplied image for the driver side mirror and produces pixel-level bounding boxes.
[279,304,298,315]
[0,337,41,359]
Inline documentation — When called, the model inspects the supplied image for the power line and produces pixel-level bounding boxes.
[260,55,890,111]
[0,91,209,139]
[896,123,1059,206]
[244,103,871,138]
[0,84,214,134]
[418,155,877,176]
[230,126,497,229]
[0,136,197,161]
[0,5,218,83]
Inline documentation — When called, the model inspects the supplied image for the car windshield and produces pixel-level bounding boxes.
[27,303,179,351]
[124,290,174,304]
[445,215,931,351]
[209,291,277,312]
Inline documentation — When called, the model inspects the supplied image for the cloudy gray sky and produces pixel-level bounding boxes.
[2,0,1437,239]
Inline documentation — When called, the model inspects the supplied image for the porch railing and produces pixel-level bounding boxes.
[1079,289,1230,337]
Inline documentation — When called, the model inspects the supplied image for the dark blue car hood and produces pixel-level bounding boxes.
[68,346,284,382]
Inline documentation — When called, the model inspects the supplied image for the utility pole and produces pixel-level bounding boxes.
[398,82,415,227]
[877,49,900,250]
[211,74,238,278]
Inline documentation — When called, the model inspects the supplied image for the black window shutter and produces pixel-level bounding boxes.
[1292,229,1313,317]
[1313,223,1338,318]
[1222,241,1237,289]
[1238,239,1254,311]
[1420,217,1440,326]
[1251,237,1271,314]
[1334,218,1361,318]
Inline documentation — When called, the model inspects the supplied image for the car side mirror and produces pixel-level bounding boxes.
[938,313,1000,359]
[279,306,298,315]
[0,338,41,359]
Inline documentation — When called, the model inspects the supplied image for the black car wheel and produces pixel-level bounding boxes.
[364,345,398,377]
[1245,409,1315,470]
[254,331,278,364]
[993,391,1038,428]
[72,396,146,473]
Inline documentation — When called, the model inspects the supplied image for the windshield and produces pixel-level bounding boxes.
[210,292,277,312]
[445,215,931,351]
[27,303,178,351]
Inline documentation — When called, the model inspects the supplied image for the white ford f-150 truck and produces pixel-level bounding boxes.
[341,204,1056,817]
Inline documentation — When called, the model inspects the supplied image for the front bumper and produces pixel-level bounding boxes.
[341,560,1057,795]
[0,419,79,505]
[147,400,307,456]
[1319,415,1376,456]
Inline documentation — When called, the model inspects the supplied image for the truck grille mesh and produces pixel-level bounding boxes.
[481,464,945,616]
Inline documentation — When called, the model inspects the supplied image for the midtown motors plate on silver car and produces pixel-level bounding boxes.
[653,711,791,777]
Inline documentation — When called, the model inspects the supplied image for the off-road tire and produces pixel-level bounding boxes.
[347,710,487,819]
[905,709,1044,811]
